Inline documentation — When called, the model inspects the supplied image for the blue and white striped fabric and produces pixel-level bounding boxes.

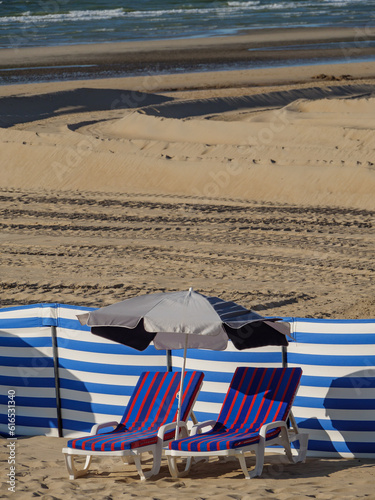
[0,304,59,436]
[55,304,169,437]
[288,318,375,458]
[0,303,170,438]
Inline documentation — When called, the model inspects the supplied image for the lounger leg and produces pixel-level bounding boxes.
[64,453,92,480]
[133,455,148,481]
[133,447,162,481]
[237,454,251,479]
[295,433,309,463]
[252,440,266,479]
[280,428,309,464]
[279,427,295,464]
[167,455,192,478]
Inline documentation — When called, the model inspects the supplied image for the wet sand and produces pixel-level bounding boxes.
[2,26,375,84]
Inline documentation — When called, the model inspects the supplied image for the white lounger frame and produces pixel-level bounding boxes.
[63,420,190,481]
[165,411,308,480]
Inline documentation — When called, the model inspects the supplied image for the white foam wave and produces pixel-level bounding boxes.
[124,4,275,18]
[264,2,300,8]
[0,8,126,24]
[227,1,260,6]
[0,1,370,27]
[227,1,300,11]
[0,3,290,26]
[325,0,364,3]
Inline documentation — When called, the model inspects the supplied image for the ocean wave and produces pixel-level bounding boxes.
[1,0,374,50]
[229,0,364,6]
[227,1,260,6]
[1,0,369,27]
[0,2,308,26]
[0,8,126,24]
[124,7,247,18]
[325,0,365,3]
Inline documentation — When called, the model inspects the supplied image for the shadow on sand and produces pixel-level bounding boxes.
[0,88,174,127]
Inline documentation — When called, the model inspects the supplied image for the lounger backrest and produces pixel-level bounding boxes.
[115,371,204,432]
[214,367,302,432]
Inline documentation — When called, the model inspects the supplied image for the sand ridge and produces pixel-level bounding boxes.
[1,82,375,209]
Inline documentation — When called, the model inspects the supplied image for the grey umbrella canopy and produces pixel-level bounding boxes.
[78,288,290,351]
[78,288,290,438]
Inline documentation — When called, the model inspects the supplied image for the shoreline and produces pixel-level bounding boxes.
[1,60,375,100]
[1,26,375,85]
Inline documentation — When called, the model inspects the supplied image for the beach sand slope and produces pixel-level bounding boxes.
[0,64,374,318]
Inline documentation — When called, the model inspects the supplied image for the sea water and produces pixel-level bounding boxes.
[0,0,375,49]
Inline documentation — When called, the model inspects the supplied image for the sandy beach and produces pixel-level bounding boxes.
[1,29,375,498]
[1,435,375,500]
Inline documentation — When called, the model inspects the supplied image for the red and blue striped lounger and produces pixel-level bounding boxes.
[166,367,308,479]
[62,370,204,481]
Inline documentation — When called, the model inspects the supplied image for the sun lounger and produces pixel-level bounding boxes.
[62,370,204,481]
[165,366,308,479]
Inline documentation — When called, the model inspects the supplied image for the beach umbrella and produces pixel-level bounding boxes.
[77,288,290,437]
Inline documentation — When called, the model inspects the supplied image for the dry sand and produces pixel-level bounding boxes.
[1,436,375,500]
[0,61,374,318]
[1,33,375,498]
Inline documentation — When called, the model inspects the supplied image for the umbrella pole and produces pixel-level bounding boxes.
[175,335,188,440]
